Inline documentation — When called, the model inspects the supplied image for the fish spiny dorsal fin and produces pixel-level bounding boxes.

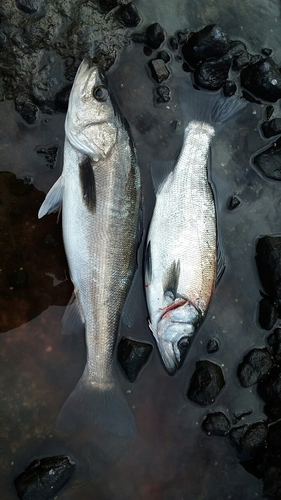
[144,241,152,287]
[79,156,96,212]
[162,259,181,299]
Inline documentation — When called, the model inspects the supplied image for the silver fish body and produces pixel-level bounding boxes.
[39,59,141,435]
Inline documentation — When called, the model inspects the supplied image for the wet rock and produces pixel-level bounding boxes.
[118,337,153,382]
[253,137,281,180]
[206,338,219,353]
[187,360,225,405]
[227,195,241,210]
[227,40,247,60]
[148,59,170,84]
[256,236,281,300]
[182,24,229,67]
[262,47,273,57]
[169,36,178,51]
[115,3,141,28]
[194,54,232,91]
[230,421,268,460]
[261,118,281,139]
[155,85,171,104]
[233,409,253,425]
[55,84,72,111]
[202,411,231,436]
[240,57,281,102]
[258,298,278,330]
[15,95,39,124]
[237,348,273,387]
[36,146,59,170]
[223,80,237,97]
[176,30,190,46]
[263,467,281,499]
[232,52,261,72]
[258,366,281,420]
[98,0,118,14]
[146,23,165,49]
[268,329,281,364]
[157,51,170,63]
[15,0,43,15]
[14,455,76,500]
[143,46,153,57]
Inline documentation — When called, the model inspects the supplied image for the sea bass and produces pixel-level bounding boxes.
[38,58,141,436]
[145,84,246,374]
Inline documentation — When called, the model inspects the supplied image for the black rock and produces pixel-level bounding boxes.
[267,420,281,457]
[182,24,229,67]
[262,47,273,57]
[268,329,281,364]
[259,298,278,330]
[258,366,281,420]
[241,57,281,103]
[232,52,261,72]
[148,59,170,83]
[187,360,225,405]
[229,424,248,447]
[55,84,72,111]
[146,23,165,49]
[143,46,153,57]
[230,421,268,460]
[155,85,171,104]
[115,3,141,28]
[157,50,170,63]
[206,338,219,353]
[263,467,281,499]
[176,30,190,45]
[233,409,253,425]
[194,54,232,91]
[223,80,237,97]
[118,337,153,382]
[15,0,43,15]
[261,118,281,139]
[14,455,76,500]
[36,146,59,170]
[15,95,39,124]
[98,0,118,14]
[237,348,273,387]
[202,411,231,436]
[227,195,241,210]
[169,36,178,51]
[256,236,281,300]
[227,40,247,60]
[253,137,281,180]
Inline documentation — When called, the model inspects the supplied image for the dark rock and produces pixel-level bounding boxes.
[155,85,171,104]
[194,54,232,91]
[182,24,229,67]
[14,455,76,500]
[202,411,231,436]
[131,32,147,44]
[15,0,43,15]
[229,424,248,447]
[115,3,141,28]
[262,47,273,57]
[223,80,237,97]
[258,366,281,420]
[232,52,261,72]
[227,195,241,210]
[263,467,281,499]
[240,57,281,103]
[170,119,182,132]
[233,409,253,425]
[118,337,153,382]
[146,23,165,49]
[261,118,281,139]
[157,50,170,63]
[98,0,118,14]
[237,348,273,387]
[231,421,268,460]
[36,146,59,170]
[268,329,281,364]
[15,95,39,124]
[256,236,281,300]
[206,338,219,353]
[187,360,225,405]
[258,298,278,330]
[177,30,190,46]
[143,46,153,57]
[148,59,170,83]
[266,106,275,120]
[55,84,72,111]
[227,40,247,60]
[253,137,281,180]
[169,36,178,51]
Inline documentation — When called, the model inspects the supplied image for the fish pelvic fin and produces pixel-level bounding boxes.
[38,175,64,219]
[56,367,137,437]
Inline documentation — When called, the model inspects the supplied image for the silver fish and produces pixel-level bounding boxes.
[38,58,141,436]
[145,84,245,374]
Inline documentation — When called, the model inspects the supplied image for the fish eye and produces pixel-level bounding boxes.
[178,337,189,351]
[93,85,108,102]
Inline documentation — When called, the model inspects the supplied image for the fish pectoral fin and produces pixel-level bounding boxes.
[62,291,85,335]
[162,259,181,299]
[216,238,225,286]
[144,241,152,287]
[79,156,96,212]
[38,175,64,218]
[151,159,175,193]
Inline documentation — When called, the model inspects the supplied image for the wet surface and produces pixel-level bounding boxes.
[1,0,281,499]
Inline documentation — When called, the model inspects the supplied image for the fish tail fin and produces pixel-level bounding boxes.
[56,368,136,437]
[178,78,247,128]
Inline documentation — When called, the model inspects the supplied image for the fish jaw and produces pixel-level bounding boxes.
[150,300,201,374]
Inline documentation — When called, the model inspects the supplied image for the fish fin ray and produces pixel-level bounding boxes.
[62,291,85,335]
[144,241,152,288]
[151,159,175,193]
[121,269,142,328]
[162,259,181,299]
[216,239,225,286]
[38,176,64,218]
[56,368,136,437]
[79,156,96,212]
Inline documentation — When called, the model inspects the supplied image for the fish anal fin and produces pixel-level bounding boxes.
[62,291,85,335]
[144,241,152,288]
[162,259,181,299]
[38,176,64,219]
[79,156,96,212]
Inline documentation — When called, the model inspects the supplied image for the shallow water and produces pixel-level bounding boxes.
[1,0,281,498]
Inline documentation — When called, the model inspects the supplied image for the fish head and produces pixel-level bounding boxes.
[154,301,201,374]
[65,58,119,159]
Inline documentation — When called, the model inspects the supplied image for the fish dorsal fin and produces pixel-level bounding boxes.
[79,156,96,212]
[151,159,175,193]
[144,240,152,288]
[38,175,64,219]
[62,291,85,335]
[216,239,225,286]
[162,259,181,299]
